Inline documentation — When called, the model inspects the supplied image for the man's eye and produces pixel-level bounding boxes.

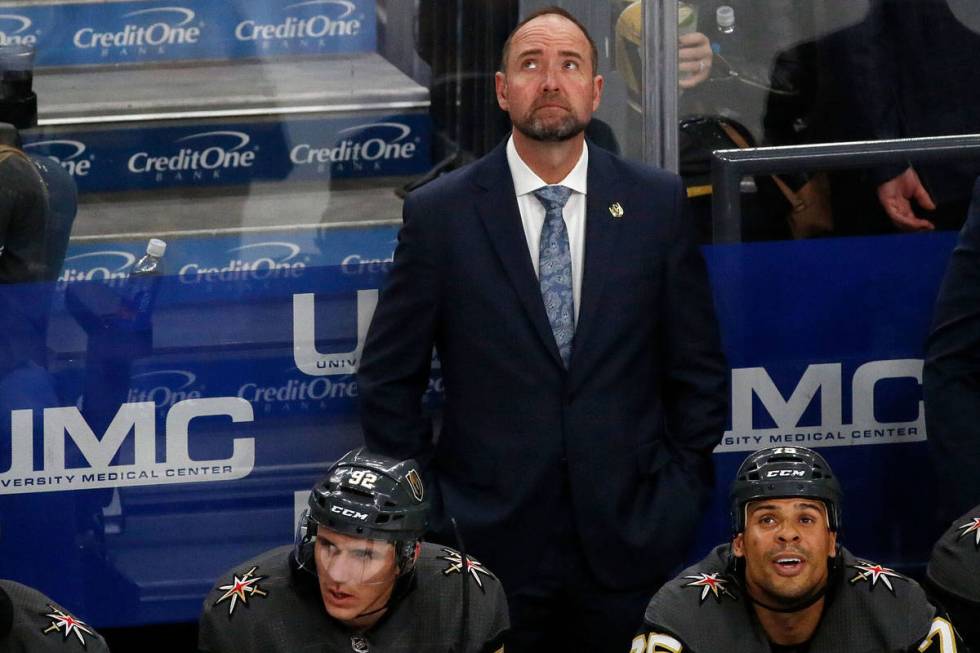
[759,515,776,525]
[800,515,815,524]
[563,60,579,70]
[522,60,538,70]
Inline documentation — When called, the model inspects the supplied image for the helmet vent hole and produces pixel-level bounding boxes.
[768,455,799,464]
[342,487,373,500]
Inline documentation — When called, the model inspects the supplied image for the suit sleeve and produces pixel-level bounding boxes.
[661,180,730,465]
[923,179,980,520]
[357,190,443,461]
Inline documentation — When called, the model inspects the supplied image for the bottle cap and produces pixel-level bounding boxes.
[146,238,167,258]
[716,6,735,28]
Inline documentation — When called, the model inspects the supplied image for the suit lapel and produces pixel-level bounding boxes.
[473,143,565,367]
[570,147,624,380]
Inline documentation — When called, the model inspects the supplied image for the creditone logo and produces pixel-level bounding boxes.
[178,241,307,284]
[0,14,37,46]
[238,374,360,415]
[718,359,926,453]
[127,369,203,408]
[73,6,201,50]
[235,0,362,43]
[340,254,393,276]
[290,122,420,171]
[0,397,254,495]
[57,249,138,288]
[23,140,93,177]
[128,131,258,183]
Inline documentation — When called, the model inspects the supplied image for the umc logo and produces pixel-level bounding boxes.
[293,290,377,376]
[23,140,93,177]
[719,360,926,453]
[0,397,255,495]
[235,0,363,43]
[0,14,38,46]
[292,291,443,391]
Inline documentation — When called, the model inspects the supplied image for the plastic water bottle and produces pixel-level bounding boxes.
[713,6,736,58]
[716,6,735,35]
[132,238,166,278]
[123,238,166,329]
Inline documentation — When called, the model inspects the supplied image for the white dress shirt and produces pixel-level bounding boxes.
[505,135,588,322]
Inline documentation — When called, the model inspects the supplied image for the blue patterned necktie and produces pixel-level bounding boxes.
[534,185,575,368]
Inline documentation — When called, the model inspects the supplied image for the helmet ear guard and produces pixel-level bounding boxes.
[394,540,422,576]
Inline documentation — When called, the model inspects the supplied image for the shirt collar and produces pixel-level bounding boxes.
[506,134,588,197]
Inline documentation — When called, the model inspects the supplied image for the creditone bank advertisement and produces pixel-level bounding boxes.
[0,230,959,626]
[22,114,433,193]
[0,0,377,66]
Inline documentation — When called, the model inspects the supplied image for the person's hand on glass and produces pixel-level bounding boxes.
[877,167,937,232]
[678,31,712,88]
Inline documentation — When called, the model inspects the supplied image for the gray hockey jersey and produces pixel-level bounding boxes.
[0,579,110,652]
[199,542,508,653]
[634,544,956,653]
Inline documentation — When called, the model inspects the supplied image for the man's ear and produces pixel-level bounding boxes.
[495,71,509,111]
[732,533,745,558]
[828,531,838,558]
[591,74,604,112]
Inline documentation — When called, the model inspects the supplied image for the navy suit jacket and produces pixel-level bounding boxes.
[358,140,729,590]
[924,177,980,524]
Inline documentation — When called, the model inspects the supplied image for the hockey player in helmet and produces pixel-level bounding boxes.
[633,446,963,652]
[925,503,980,651]
[199,448,509,653]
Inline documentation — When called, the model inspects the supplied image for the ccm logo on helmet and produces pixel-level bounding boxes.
[765,470,807,478]
[330,506,369,520]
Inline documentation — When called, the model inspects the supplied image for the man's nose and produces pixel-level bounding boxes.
[777,523,802,542]
[325,556,356,583]
[541,65,560,91]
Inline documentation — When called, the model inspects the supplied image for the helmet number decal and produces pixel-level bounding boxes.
[349,470,378,489]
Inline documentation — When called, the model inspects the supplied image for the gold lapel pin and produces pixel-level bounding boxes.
[609,202,624,218]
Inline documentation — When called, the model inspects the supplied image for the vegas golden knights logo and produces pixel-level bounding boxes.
[406,468,424,502]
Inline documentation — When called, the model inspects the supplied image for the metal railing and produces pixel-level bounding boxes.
[711,134,980,243]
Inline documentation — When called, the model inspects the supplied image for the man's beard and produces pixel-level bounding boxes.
[513,108,589,142]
